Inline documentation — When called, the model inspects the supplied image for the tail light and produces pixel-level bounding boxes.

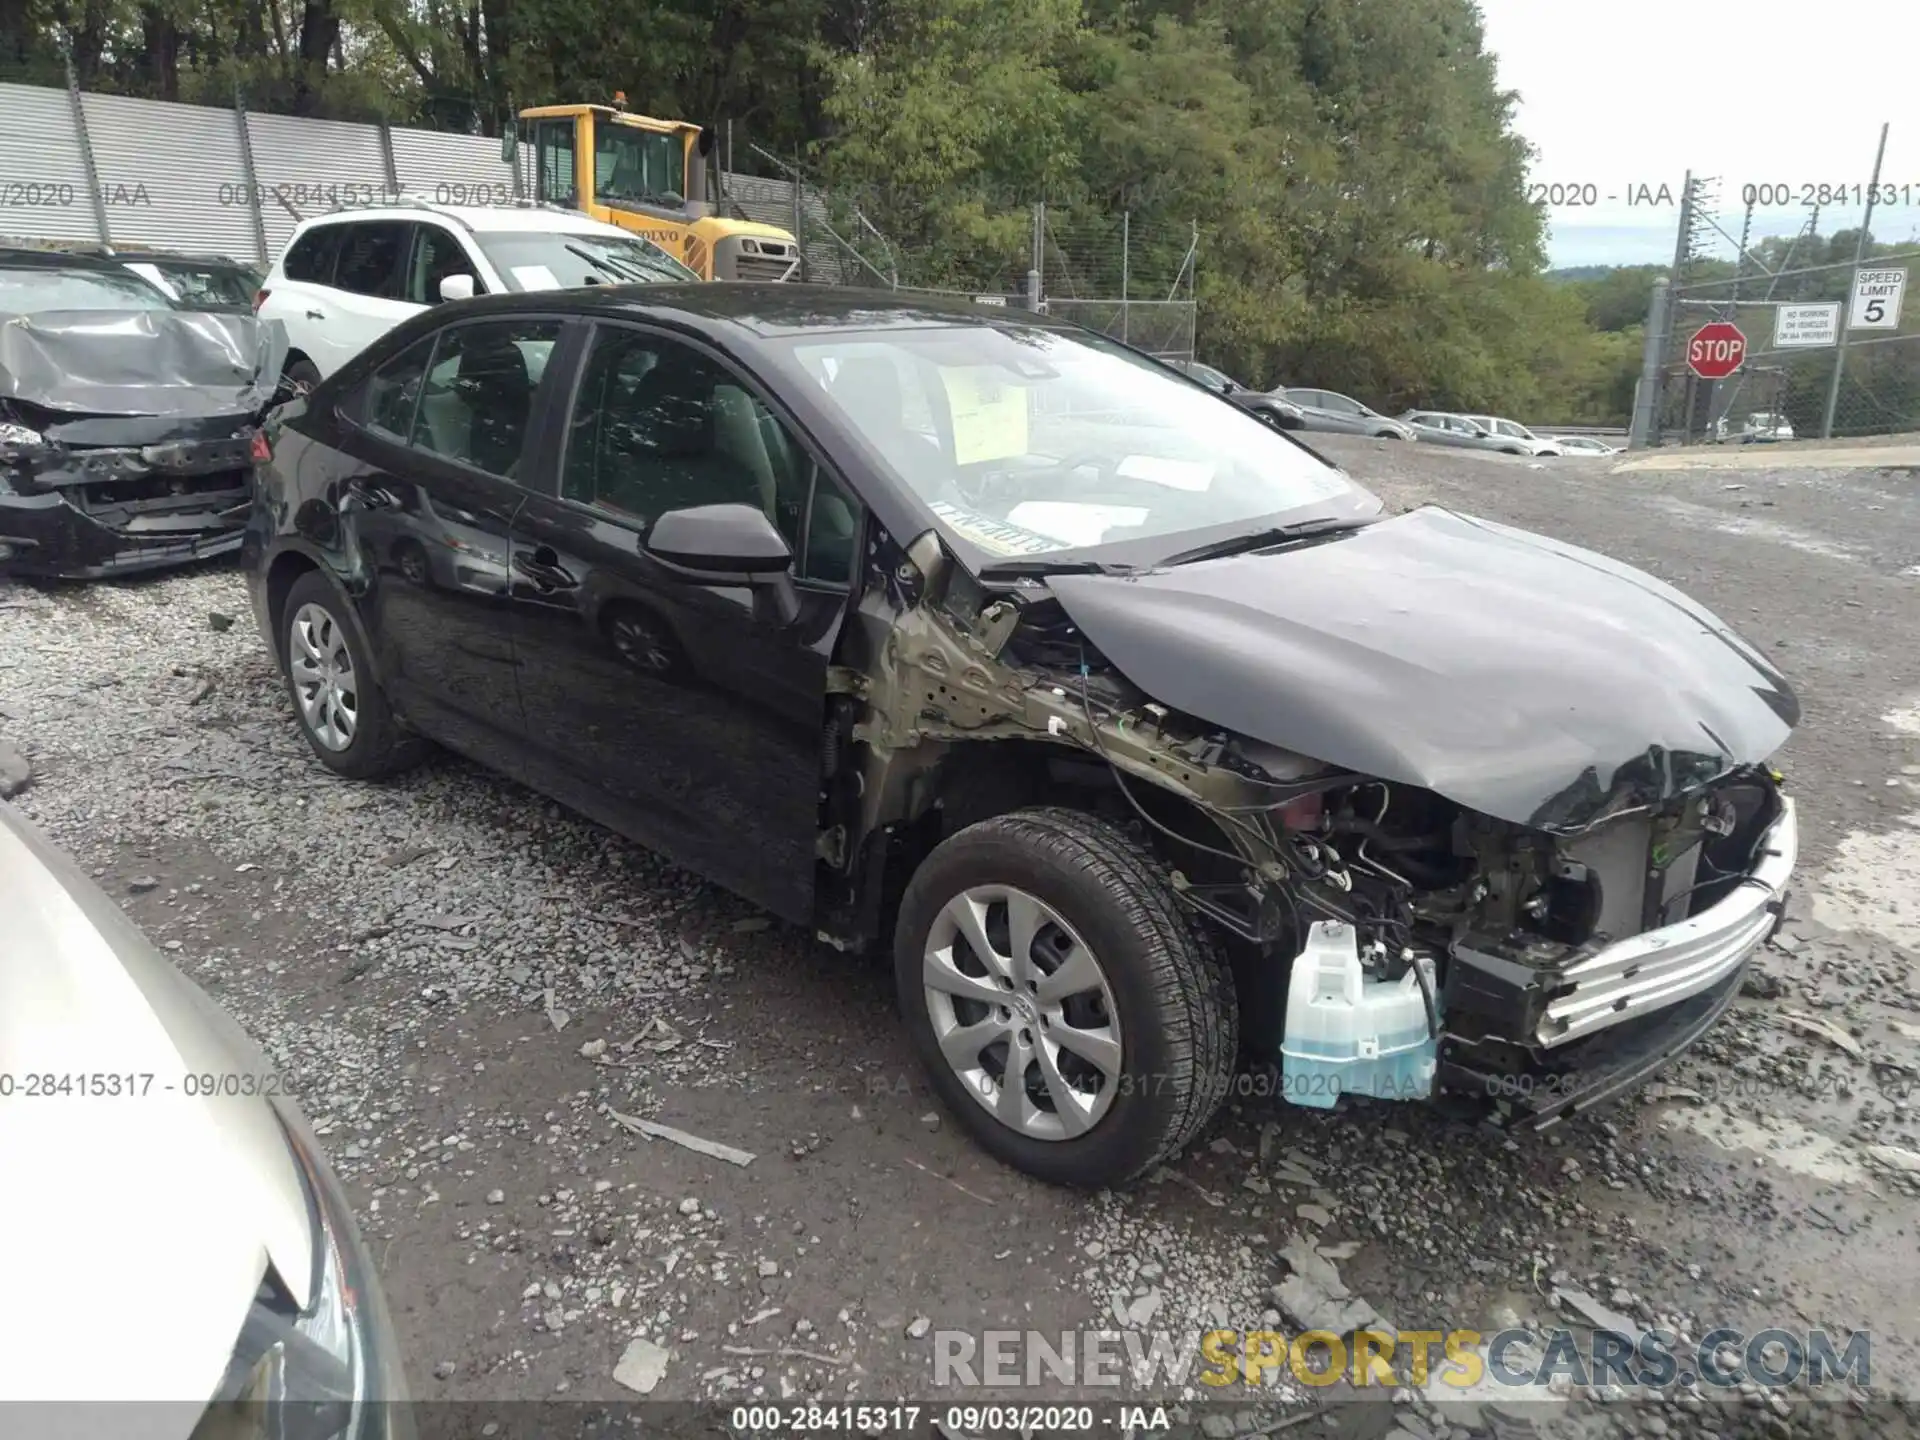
[253,288,270,312]
[250,430,273,463]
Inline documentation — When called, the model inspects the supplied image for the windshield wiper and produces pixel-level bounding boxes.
[1156,516,1368,569]
[563,243,672,285]
[977,557,1142,580]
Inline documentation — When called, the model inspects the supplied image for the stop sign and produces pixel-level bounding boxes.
[1687,321,1748,380]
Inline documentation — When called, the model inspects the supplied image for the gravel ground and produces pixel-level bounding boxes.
[4,437,1920,1440]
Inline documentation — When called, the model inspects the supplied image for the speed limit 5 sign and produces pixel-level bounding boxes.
[1849,268,1907,330]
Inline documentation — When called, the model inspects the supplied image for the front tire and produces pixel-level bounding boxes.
[894,808,1238,1188]
[280,570,427,779]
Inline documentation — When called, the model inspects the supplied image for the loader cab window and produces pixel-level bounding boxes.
[595,124,687,211]
[533,120,578,207]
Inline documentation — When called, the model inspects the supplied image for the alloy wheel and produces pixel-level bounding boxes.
[288,602,358,751]
[922,884,1123,1141]
[609,614,673,673]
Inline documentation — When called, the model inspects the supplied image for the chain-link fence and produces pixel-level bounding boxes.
[708,136,1197,359]
[1657,249,1920,443]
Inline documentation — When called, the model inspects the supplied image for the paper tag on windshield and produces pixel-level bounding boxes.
[929,500,1056,556]
[1009,501,1148,548]
[938,366,1028,465]
[1117,455,1214,492]
[511,265,562,292]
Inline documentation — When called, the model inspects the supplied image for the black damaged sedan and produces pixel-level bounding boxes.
[0,247,286,580]
[243,285,1799,1189]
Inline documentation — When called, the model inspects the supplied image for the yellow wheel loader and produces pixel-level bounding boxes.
[511,98,803,282]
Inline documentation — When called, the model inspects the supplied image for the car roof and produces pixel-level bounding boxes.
[393,281,1095,342]
[293,203,640,239]
[0,246,131,273]
[122,251,256,267]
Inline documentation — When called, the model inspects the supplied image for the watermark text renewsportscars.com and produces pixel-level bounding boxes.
[932,1327,1871,1393]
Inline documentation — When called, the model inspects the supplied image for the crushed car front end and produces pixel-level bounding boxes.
[0,309,286,580]
[825,503,1799,1132]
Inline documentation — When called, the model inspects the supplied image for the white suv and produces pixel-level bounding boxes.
[257,199,697,391]
[1460,415,1564,457]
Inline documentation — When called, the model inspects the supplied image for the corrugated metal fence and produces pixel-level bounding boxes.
[0,79,809,270]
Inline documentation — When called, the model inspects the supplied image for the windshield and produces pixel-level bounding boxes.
[595,123,688,208]
[473,231,698,290]
[776,324,1373,563]
[0,266,176,315]
[139,260,258,308]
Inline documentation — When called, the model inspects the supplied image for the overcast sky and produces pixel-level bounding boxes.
[1475,0,1918,268]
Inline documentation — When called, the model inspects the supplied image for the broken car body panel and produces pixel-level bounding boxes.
[1042,505,1798,835]
[0,309,288,579]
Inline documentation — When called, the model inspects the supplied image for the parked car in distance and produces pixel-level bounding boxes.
[1741,412,1794,443]
[257,195,699,393]
[1399,411,1529,455]
[1171,360,1238,393]
[1274,388,1416,440]
[1,246,287,579]
[1552,435,1622,457]
[0,798,411,1428]
[246,284,1799,1190]
[1459,414,1563,456]
[1170,360,1308,431]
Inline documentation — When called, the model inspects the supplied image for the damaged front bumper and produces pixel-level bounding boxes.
[0,304,284,580]
[1438,798,1797,1127]
[1,437,256,580]
[1538,797,1797,1046]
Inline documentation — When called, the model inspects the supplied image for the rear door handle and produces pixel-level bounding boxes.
[344,477,397,509]
[305,309,326,321]
[515,544,578,592]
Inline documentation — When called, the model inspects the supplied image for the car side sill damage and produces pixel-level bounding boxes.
[819,526,1795,1119]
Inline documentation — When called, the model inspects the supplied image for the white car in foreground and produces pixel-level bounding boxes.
[258,197,697,391]
[0,798,410,1433]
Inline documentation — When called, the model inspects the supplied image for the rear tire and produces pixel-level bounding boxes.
[279,569,428,780]
[894,807,1238,1188]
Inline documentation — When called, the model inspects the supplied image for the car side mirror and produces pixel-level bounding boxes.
[646,503,799,623]
[439,274,476,303]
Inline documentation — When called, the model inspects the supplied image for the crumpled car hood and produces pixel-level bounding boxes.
[0,307,287,419]
[0,800,314,1410]
[1044,505,1798,832]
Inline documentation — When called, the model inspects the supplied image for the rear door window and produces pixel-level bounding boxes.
[364,337,435,438]
[409,319,564,481]
[283,226,343,284]
[333,222,412,300]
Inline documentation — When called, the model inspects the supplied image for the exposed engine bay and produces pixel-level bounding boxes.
[822,527,1795,1126]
